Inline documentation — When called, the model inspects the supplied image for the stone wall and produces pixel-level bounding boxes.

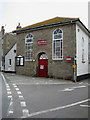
[16,23,76,80]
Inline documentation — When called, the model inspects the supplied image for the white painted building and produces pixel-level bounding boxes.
[76,23,90,79]
[5,43,16,72]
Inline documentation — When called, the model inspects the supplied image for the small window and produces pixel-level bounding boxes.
[16,56,24,66]
[9,59,11,66]
[82,37,85,63]
[88,43,90,64]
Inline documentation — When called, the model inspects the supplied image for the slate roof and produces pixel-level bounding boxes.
[13,17,79,32]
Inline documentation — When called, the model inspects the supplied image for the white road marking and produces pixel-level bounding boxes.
[5,84,9,86]
[7,99,14,116]
[7,91,12,95]
[17,91,22,94]
[8,110,14,114]
[1,73,6,83]
[7,88,11,91]
[8,95,12,98]
[80,104,90,107]
[61,88,74,91]
[13,85,18,88]
[20,101,26,107]
[6,86,10,88]
[21,99,90,118]
[22,109,29,117]
[59,85,87,92]
[15,88,19,91]
[73,86,86,89]
[19,95,24,100]
[12,84,16,86]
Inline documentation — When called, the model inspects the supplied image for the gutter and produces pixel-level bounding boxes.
[13,19,79,33]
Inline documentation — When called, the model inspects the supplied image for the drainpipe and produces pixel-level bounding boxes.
[72,22,76,83]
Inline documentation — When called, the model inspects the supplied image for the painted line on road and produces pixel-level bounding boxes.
[22,109,29,117]
[7,91,12,95]
[14,82,74,85]
[20,101,26,107]
[17,91,22,95]
[21,99,90,118]
[59,85,87,92]
[13,85,18,88]
[6,88,11,91]
[15,88,20,91]
[80,104,90,108]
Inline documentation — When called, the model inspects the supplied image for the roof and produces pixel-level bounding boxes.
[13,17,79,33]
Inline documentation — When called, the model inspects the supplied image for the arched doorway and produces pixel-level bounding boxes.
[38,53,48,77]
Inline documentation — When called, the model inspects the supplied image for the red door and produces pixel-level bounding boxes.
[38,54,48,77]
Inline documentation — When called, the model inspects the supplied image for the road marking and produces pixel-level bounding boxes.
[72,86,86,89]
[15,88,19,91]
[1,73,6,82]
[17,91,22,94]
[22,109,29,117]
[13,85,18,88]
[6,85,10,88]
[20,101,26,107]
[5,84,9,86]
[21,99,90,118]
[7,91,12,95]
[59,85,87,92]
[7,99,14,116]
[80,104,90,107]
[12,84,16,86]
[61,88,74,91]
[19,95,24,100]
[7,88,11,91]
[8,95,12,98]
[8,110,14,114]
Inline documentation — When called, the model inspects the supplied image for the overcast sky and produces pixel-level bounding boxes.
[0,0,89,32]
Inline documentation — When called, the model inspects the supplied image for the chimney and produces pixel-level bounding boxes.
[16,23,21,29]
[1,26,5,36]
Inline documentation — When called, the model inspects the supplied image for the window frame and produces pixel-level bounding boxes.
[16,56,24,66]
[82,37,85,63]
[25,33,33,61]
[52,28,63,60]
[8,59,12,66]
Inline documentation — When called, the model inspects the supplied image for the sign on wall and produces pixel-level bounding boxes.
[37,40,47,46]
[66,56,71,62]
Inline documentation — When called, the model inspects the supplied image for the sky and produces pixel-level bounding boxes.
[0,0,90,33]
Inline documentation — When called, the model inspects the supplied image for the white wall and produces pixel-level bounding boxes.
[76,24,89,76]
[5,44,16,72]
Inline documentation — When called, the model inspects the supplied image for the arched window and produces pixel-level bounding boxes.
[52,28,63,60]
[25,33,33,61]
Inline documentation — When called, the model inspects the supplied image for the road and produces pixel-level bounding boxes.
[1,72,90,119]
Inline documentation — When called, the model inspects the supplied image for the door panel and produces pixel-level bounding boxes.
[38,59,48,77]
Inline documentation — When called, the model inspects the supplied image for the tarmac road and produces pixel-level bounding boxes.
[1,73,90,119]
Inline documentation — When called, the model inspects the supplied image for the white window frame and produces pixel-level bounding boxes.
[25,33,33,61]
[8,59,11,66]
[52,28,63,60]
[82,37,85,63]
[88,43,90,64]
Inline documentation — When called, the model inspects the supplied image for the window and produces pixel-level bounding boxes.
[88,43,90,64]
[25,33,33,61]
[52,28,63,60]
[82,37,85,63]
[16,56,24,66]
[9,59,11,66]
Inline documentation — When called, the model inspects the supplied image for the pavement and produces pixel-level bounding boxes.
[1,72,89,85]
